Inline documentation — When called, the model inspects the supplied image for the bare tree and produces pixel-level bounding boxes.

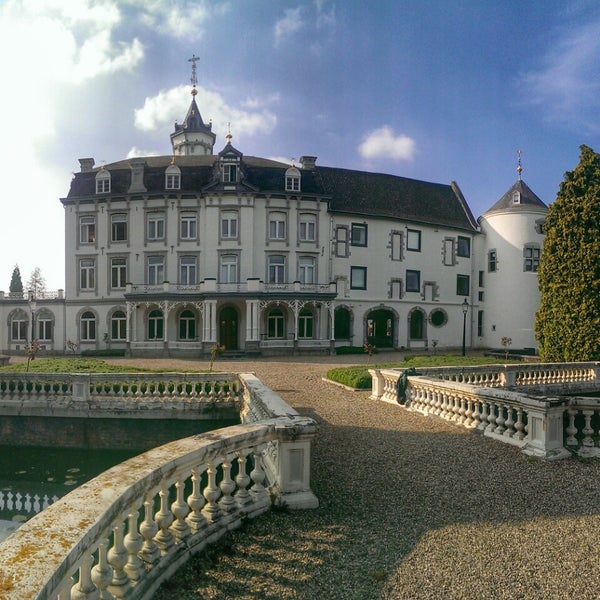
[26,267,47,298]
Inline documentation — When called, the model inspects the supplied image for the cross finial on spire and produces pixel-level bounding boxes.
[517,149,523,180]
[226,121,233,144]
[188,54,200,88]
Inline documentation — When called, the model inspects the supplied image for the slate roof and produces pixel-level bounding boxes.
[63,155,479,231]
[484,179,547,215]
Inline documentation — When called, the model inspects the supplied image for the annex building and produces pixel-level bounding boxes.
[0,77,548,358]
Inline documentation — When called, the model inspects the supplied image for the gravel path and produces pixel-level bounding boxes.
[106,354,600,599]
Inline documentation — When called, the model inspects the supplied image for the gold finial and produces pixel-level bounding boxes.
[517,149,523,180]
[188,53,200,95]
[170,156,175,166]
[226,122,232,144]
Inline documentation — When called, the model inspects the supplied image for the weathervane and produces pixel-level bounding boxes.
[517,149,523,180]
[188,54,200,90]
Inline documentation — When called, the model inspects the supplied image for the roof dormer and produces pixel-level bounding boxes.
[95,167,111,194]
[285,165,301,192]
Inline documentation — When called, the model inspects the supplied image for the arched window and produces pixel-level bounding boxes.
[9,310,29,342]
[409,309,424,340]
[267,308,285,339]
[334,307,351,340]
[179,309,196,340]
[165,164,181,190]
[81,311,96,341]
[36,309,54,341]
[95,169,111,194]
[285,166,301,192]
[111,310,126,341]
[298,308,314,339]
[148,309,164,340]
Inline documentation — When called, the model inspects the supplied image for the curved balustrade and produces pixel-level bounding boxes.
[0,491,58,517]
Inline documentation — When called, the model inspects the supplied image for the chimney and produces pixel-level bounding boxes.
[128,158,147,193]
[79,158,95,172]
[300,156,317,170]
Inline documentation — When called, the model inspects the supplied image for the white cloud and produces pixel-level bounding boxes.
[127,146,160,158]
[520,19,600,132]
[359,127,416,161]
[134,85,278,144]
[315,0,336,28]
[274,6,305,46]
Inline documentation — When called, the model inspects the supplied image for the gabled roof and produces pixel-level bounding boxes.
[484,179,547,215]
[173,95,212,134]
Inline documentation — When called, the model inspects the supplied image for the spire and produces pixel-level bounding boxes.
[517,149,523,181]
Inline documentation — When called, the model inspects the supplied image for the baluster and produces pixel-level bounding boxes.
[154,481,175,553]
[218,454,237,517]
[42,494,50,510]
[24,493,32,514]
[494,403,506,434]
[70,552,99,600]
[107,521,131,598]
[235,450,252,506]
[91,539,115,599]
[433,390,442,416]
[15,492,23,511]
[457,397,467,424]
[139,496,160,565]
[451,395,461,422]
[7,492,13,510]
[250,448,269,504]
[0,491,4,511]
[565,407,578,446]
[33,494,41,513]
[486,403,497,433]
[57,575,76,600]
[202,460,221,523]
[186,466,207,533]
[123,509,145,583]
[514,407,526,440]
[582,409,594,447]
[170,476,191,542]
[503,405,515,438]
[464,399,474,428]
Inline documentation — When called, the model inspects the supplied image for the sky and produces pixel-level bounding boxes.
[1,0,600,292]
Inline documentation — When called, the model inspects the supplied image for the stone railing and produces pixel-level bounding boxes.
[369,363,600,459]
[0,372,242,419]
[0,491,58,517]
[0,372,318,599]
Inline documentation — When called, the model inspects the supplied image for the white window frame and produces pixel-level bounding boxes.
[79,215,96,244]
[111,213,128,242]
[147,212,165,241]
[11,318,28,342]
[298,309,314,339]
[298,256,316,284]
[299,214,316,242]
[268,255,286,284]
[37,318,53,341]
[79,258,95,291]
[221,211,238,239]
[220,254,238,283]
[222,164,237,183]
[111,310,127,341]
[147,256,165,285]
[286,175,300,191]
[110,257,127,290]
[269,211,287,240]
[96,172,110,194]
[179,256,197,285]
[180,212,197,240]
[80,311,96,341]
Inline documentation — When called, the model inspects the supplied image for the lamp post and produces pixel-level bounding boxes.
[28,290,37,343]
[461,298,469,357]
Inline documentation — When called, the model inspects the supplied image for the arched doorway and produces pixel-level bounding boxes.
[408,308,426,341]
[366,308,394,348]
[219,306,238,351]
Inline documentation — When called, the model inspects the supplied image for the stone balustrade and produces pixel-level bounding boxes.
[369,363,600,460]
[0,372,243,419]
[0,491,58,517]
[0,372,318,599]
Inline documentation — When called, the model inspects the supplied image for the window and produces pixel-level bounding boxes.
[407,229,421,252]
[165,164,181,190]
[351,223,368,247]
[443,238,455,266]
[220,254,238,283]
[111,310,126,340]
[180,213,197,240]
[299,214,316,242]
[524,244,541,272]
[298,256,315,284]
[222,164,237,183]
[221,211,238,239]
[37,318,53,341]
[298,308,314,338]
[409,310,424,340]
[147,212,165,241]
[334,307,351,340]
[148,256,164,285]
[148,309,164,340]
[350,266,367,290]
[269,212,286,240]
[457,274,470,296]
[391,231,403,261]
[477,310,484,337]
[457,236,471,258]
[335,226,349,257]
[179,309,196,340]
[285,166,301,192]
[111,213,127,242]
[11,317,27,342]
[179,256,197,285]
[430,309,447,327]
[406,269,420,292]
[96,170,110,194]
[79,259,95,290]
[390,279,402,299]
[267,308,285,338]
[110,257,127,289]
[79,216,96,244]
[488,249,497,272]
[478,270,484,287]
[512,191,521,204]
[80,311,96,341]
[268,255,286,284]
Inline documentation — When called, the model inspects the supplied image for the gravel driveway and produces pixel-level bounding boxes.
[106,354,600,600]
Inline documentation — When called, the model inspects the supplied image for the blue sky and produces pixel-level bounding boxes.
[1,0,600,291]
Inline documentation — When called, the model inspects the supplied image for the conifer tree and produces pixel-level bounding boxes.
[9,264,23,294]
[535,145,600,361]
[26,267,47,298]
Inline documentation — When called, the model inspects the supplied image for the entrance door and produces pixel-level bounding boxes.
[366,309,394,348]
[219,307,238,351]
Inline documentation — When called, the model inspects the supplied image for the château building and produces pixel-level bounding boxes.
[0,75,547,358]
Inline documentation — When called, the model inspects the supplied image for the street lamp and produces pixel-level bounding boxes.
[28,290,37,343]
[461,298,469,357]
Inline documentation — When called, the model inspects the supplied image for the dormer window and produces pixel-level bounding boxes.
[222,164,237,183]
[512,191,521,204]
[96,169,111,194]
[165,164,181,190]
[285,166,301,192]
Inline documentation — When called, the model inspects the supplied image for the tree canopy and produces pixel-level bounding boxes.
[9,264,23,294]
[26,267,47,298]
[535,145,600,361]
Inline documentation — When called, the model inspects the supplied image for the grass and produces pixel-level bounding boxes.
[326,354,511,389]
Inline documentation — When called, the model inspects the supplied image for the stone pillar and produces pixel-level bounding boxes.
[245,299,259,342]
[522,401,570,459]
[203,300,217,342]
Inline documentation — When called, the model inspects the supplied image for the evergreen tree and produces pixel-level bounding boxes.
[535,145,600,361]
[9,264,23,294]
[26,267,47,298]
